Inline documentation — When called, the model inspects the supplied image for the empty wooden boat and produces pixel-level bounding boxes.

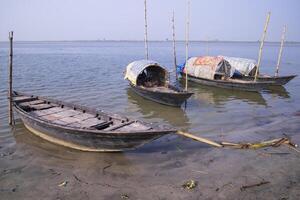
[178,56,275,92]
[12,91,176,152]
[124,60,193,107]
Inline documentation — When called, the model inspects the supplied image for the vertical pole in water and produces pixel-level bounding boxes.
[8,31,13,125]
[275,25,286,77]
[144,0,149,60]
[254,12,271,81]
[172,10,177,80]
[185,0,190,91]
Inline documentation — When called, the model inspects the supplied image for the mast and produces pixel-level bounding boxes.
[8,31,14,125]
[275,25,286,77]
[144,0,149,60]
[172,10,178,80]
[185,0,190,91]
[254,12,271,81]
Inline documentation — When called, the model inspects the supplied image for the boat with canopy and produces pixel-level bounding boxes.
[125,60,193,106]
[178,56,274,92]
[223,56,297,85]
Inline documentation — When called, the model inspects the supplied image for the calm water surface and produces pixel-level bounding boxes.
[0,41,299,153]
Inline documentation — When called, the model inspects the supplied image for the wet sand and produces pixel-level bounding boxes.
[1,115,299,200]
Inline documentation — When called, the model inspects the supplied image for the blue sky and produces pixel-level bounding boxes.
[0,0,299,41]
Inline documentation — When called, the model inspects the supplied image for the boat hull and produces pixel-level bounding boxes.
[15,107,174,152]
[238,75,297,86]
[129,84,193,107]
[181,72,273,92]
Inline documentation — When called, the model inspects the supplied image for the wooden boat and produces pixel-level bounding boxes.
[125,60,193,107]
[178,56,274,92]
[222,56,297,86]
[237,74,297,86]
[12,91,176,152]
[180,72,273,92]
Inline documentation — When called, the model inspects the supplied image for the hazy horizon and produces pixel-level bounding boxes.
[1,0,300,42]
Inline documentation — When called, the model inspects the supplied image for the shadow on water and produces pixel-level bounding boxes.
[126,88,190,128]
[186,82,268,106]
[263,86,291,99]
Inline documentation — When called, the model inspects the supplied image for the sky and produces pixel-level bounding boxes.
[0,0,300,42]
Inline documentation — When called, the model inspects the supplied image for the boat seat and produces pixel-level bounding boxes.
[90,121,113,130]
[104,121,135,131]
[31,107,65,117]
[13,96,38,103]
[19,100,45,107]
[20,102,54,112]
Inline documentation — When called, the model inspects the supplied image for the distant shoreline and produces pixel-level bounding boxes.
[0,40,299,44]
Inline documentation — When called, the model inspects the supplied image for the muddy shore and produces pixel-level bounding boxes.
[1,115,299,200]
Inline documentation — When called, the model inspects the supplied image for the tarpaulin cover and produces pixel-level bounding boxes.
[124,60,168,86]
[222,56,257,76]
[182,56,234,80]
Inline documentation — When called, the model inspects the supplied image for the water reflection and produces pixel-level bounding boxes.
[186,82,268,106]
[263,86,290,99]
[126,89,190,129]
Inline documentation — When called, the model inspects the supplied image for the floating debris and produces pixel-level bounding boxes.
[176,130,298,151]
[182,180,197,190]
[191,170,208,175]
[240,181,270,191]
[221,137,297,149]
[58,181,68,187]
[121,194,129,199]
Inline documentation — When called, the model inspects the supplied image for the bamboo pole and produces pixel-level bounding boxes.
[176,131,222,147]
[144,0,149,60]
[8,31,13,125]
[172,10,178,80]
[254,12,271,81]
[185,0,190,91]
[275,25,286,77]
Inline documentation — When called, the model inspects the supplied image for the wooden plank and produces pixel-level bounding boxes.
[73,113,95,120]
[52,119,69,126]
[41,114,65,121]
[58,117,81,124]
[13,96,36,102]
[116,122,151,132]
[80,118,105,128]
[66,122,82,128]
[54,110,82,117]
[19,100,45,106]
[31,107,65,117]
[13,96,30,101]
[91,121,113,130]
[104,121,134,131]
[39,109,84,122]
[30,104,53,110]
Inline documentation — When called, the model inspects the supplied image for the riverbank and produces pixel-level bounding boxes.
[1,114,299,200]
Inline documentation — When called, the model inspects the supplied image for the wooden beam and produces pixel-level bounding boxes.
[177,131,222,147]
[172,10,178,80]
[144,0,149,60]
[185,0,190,91]
[254,12,271,81]
[275,25,286,77]
[8,31,13,125]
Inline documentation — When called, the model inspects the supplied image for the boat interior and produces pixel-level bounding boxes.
[136,65,187,93]
[137,65,167,88]
[13,92,153,132]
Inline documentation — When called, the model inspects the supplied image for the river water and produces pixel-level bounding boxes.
[1,41,299,144]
